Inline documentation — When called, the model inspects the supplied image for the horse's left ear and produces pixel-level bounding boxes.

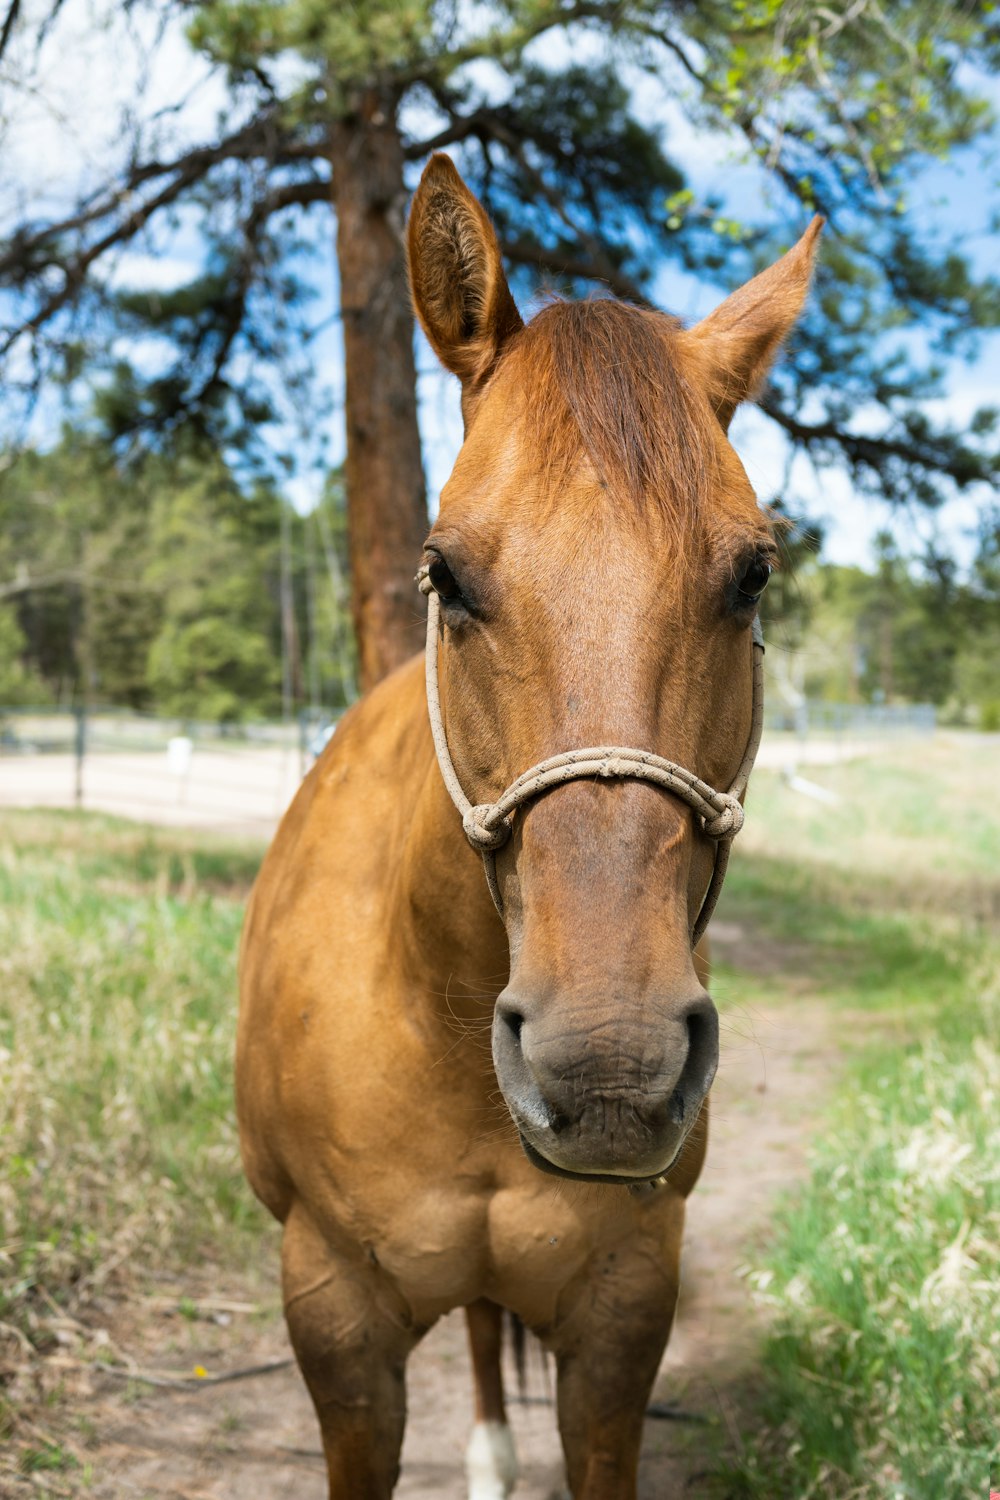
[408,154,523,395]
[678,216,823,430]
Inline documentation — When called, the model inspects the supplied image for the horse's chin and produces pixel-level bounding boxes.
[517,1132,680,1188]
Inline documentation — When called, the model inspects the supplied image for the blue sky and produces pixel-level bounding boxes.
[3,2,998,573]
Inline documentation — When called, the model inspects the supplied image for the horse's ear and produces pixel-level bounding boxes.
[408,154,523,392]
[679,217,823,430]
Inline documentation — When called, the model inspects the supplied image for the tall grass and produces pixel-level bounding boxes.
[0,811,270,1354]
[718,741,1000,1499]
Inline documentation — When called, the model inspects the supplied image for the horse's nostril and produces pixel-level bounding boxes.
[681,996,719,1097]
[502,1007,524,1045]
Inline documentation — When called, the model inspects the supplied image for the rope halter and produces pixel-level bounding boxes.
[417,567,765,947]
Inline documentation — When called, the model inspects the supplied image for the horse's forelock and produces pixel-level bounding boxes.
[497,298,731,552]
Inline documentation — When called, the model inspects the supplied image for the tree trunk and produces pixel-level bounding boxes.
[331,92,429,693]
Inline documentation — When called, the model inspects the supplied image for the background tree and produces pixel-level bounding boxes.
[0,0,998,687]
[0,604,47,705]
[766,538,1000,722]
[952,508,1000,728]
[0,424,356,720]
[3,418,995,723]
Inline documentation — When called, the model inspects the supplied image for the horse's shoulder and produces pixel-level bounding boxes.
[242,652,431,1005]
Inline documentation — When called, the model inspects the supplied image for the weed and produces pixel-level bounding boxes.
[21,1441,78,1472]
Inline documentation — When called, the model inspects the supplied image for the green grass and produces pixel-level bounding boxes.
[0,810,271,1344]
[736,734,1000,923]
[736,1030,1000,1498]
[715,743,1000,1500]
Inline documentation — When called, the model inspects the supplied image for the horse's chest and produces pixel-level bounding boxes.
[485,1184,595,1322]
[366,1177,600,1329]
[364,1185,488,1317]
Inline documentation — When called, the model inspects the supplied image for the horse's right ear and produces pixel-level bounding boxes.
[677,217,823,430]
[408,154,523,392]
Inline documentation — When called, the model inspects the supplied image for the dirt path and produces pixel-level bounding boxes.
[52,932,838,1500]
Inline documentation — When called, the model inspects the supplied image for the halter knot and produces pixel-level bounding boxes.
[703,796,744,839]
[462,804,511,851]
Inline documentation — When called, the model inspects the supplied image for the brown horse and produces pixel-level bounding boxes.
[237,155,820,1499]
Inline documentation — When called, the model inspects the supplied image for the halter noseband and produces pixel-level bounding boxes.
[417,568,764,947]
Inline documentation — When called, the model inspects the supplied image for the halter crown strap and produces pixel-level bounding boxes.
[417,567,765,946]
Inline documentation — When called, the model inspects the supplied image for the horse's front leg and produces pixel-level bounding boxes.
[281,1203,421,1499]
[550,1201,685,1500]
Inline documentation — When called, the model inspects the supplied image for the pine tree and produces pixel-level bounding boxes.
[1,1,997,686]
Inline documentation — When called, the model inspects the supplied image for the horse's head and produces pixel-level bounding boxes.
[408,155,820,1184]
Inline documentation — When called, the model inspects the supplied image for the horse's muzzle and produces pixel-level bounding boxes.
[491,988,719,1182]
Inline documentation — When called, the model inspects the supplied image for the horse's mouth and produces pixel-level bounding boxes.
[517,1131,680,1188]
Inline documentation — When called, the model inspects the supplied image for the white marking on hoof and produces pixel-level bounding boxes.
[466,1419,518,1500]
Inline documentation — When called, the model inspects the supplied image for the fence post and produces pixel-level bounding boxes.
[74,703,86,808]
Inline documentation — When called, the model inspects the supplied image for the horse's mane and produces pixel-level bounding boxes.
[502,297,718,546]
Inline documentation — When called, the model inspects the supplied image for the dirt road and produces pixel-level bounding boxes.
[61,927,837,1500]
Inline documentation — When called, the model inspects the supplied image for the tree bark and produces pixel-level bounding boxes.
[331,92,429,693]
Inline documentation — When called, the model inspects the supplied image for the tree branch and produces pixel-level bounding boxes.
[759,393,995,485]
[0,113,324,283]
[192,177,330,407]
[1,168,208,356]
[501,235,650,305]
[0,133,329,359]
[254,178,330,216]
[400,1,637,88]
[0,567,165,599]
[403,109,497,160]
[0,0,21,62]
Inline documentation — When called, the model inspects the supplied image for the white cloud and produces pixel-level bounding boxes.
[104,251,202,292]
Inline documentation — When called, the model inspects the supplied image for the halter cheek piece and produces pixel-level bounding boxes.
[417,568,765,947]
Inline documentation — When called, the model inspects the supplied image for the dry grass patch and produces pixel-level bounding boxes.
[0,809,272,1457]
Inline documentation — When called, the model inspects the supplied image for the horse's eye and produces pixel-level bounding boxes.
[428,555,462,602]
[737,558,772,603]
